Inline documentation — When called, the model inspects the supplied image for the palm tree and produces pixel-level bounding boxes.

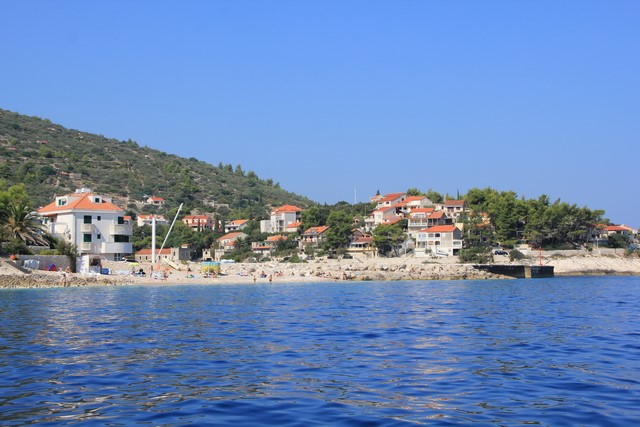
[1,200,48,246]
[51,237,78,258]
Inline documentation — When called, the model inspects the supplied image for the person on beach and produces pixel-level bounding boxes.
[268,274,272,283]
[59,270,67,286]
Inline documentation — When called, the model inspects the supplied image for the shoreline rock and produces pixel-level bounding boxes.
[1,252,639,289]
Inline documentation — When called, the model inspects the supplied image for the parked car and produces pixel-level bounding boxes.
[494,249,509,256]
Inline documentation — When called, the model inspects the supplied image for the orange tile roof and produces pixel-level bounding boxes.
[228,219,249,226]
[352,237,374,244]
[285,221,302,229]
[404,196,426,203]
[379,192,405,203]
[183,215,211,220]
[429,211,445,219]
[273,205,302,213]
[444,199,465,206]
[303,226,329,235]
[374,206,396,213]
[38,191,124,215]
[383,217,403,225]
[136,248,172,255]
[423,225,459,233]
[605,225,628,232]
[411,207,435,214]
[217,232,244,241]
[267,235,288,241]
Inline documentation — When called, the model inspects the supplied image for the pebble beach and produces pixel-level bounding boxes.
[2,250,640,289]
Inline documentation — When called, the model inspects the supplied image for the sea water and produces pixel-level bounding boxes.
[1,277,639,426]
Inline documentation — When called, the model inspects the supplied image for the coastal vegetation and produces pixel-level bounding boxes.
[0,108,632,261]
[0,108,310,218]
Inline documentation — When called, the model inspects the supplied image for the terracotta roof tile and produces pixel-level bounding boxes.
[38,191,124,215]
[273,205,302,213]
[422,225,459,233]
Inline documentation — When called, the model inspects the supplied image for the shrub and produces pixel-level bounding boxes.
[509,249,526,261]
[459,247,491,264]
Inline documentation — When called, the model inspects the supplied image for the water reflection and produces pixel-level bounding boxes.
[1,277,639,426]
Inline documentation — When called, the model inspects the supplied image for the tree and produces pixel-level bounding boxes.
[0,185,47,247]
[324,210,353,251]
[608,233,629,249]
[425,189,443,204]
[406,187,423,197]
[373,223,406,256]
[301,206,328,231]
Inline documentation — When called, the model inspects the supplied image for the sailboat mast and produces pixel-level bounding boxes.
[158,203,184,259]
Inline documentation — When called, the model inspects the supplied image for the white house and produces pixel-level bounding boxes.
[299,226,329,249]
[443,200,466,220]
[261,205,302,233]
[182,214,214,232]
[135,245,191,263]
[398,195,434,213]
[38,188,133,261]
[137,214,169,227]
[371,206,399,226]
[214,232,248,260]
[407,208,435,237]
[252,235,288,256]
[415,225,463,257]
[146,196,165,206]
[225,219,249,233]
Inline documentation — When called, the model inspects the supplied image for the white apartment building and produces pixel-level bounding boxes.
[38,188,133,261]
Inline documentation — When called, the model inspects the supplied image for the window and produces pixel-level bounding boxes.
[83,215,92,224]
[97,234,101,240]
[97,216,101,221]
[94,197,101,203]
[57,198,67,206]
[83,234,92,243]
[117,216,125,225]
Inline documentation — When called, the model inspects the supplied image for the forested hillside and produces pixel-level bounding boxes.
[0,109,311,218]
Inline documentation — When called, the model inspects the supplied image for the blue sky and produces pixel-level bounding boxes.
[2,1,638,227]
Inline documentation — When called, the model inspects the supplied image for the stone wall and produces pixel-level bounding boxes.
[18,255,73,272]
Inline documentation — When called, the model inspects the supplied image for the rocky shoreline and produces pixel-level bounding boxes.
[2,251,640,289]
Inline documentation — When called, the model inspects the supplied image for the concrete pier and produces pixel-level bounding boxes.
[472,264,554,279]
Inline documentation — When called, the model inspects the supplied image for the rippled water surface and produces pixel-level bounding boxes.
[1,277,639,426]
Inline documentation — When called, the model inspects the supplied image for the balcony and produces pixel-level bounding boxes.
[110,223,133,235]
[80,242,95,253]
[80,223,94,233]
[101,242,133,254]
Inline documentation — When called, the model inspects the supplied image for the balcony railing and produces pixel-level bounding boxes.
[101,242,133,254]
[80,223,94,233]
[110,224,133,235]
[80,242,95,253]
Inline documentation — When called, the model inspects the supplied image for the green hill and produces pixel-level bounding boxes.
[0,108,311,218]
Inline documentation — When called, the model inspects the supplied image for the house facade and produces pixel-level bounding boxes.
[225,219,249,233]
[415,225,463,257]
[262,205,302,233]
[135,246,191,263]
[137,214,169,227]
[182,214,214,232]
[443,200,466,220]
[371,206,399,226]
[38,188,132,261]
[299,226,329,249]
[146,196,165,206]
[375,192,406,209]
[252,235,287,256]
[214,232,248,259]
